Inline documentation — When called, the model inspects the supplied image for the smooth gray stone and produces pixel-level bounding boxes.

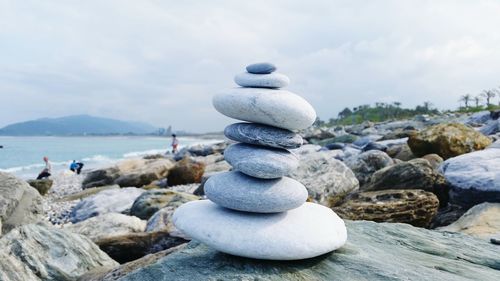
[204,171,308,213]
[173,200,347,260]
[224,122,303,149]
[213,88,317,131]
[224,143,299,179]
[234,72,290,88]
[246,62,276,74]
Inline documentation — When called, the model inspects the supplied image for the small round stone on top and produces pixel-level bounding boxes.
[246,62,276,74]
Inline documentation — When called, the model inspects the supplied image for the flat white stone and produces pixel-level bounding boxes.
[213,87,317,131]
[205,171,308,213]
[224,143,299,179]
[173,200,347,260]
[234,72,290,88]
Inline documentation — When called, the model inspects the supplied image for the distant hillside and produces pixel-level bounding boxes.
[0,115,158,136]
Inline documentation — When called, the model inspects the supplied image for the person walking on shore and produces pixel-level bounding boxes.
[36,156,52,179]
[171,134,179,153]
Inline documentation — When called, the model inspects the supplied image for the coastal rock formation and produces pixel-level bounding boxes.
[363,159,447,197]
[333,189,439,227]
[407,123,492,159]
[438,203,500,240]
[99,221,500,281]
[0,172,43,234]
[27,179,53,195]
[70,187,145,223]
[95,231,188,264]
[166,157,205,186]
[65,213,146,241]
[145,207,176,233]
[130,189,199,220]
[0,224,117,280]
[174,63,347,260]
[83,158,174,189]
[289,150,359,206]
[440,146,500,207]
[344,150,394,186]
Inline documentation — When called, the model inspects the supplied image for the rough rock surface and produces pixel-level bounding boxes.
[344,150,394,186]
[27,179,53,195]
[95,231,188,264]
[0,172,43,234]
[408,123,492,159]
[130,189,199,220]
[83,158,174,189]
[288,150,359,206]
[363,158,448,204]
[0,224,118,281]
[70,187,145,223]
[438,203,500,240]
[334,189,439,227]
[108,221,500,281]
[440,147,500,207]
[65,213,146,241]
[166,158,205,186]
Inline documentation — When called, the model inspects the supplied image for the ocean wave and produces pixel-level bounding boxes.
[81,154,115,163]
[123,148,166,158]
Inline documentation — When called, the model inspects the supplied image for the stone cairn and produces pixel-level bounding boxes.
[173,62,347,260]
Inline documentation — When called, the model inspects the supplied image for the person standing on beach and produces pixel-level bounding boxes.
[36,156,52,179]
[171,134,179,153]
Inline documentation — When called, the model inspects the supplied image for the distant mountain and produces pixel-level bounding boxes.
[0,115,158,136]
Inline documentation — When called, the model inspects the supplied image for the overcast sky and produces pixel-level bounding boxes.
[1,0,500,132]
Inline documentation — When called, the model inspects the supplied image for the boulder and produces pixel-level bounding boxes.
[422,153,444,170]
[479,119,500,136]
[0,172,43,234]
[0,224,117,281]
[105,221,500,281]
[288,151,359,206]
[145,207,176,233]
[130,189,199,220]
[95,231,188,264]
[167,158,205,186]
[385,143,416,161]
[438,203,500,240]
[407,123,492,159]
[27,179,53,195]
[440,147,500,207]
[0,251,41,281]
[363,159,448,205]
[65,213,146,241]
[70,187,145,223]
[174,142,228,160]
[83,158,174,189]
[344,150,394,186]
[333,189,439,227]
[429,203,468,229]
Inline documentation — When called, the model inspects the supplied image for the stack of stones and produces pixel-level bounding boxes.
[173,62,347,260]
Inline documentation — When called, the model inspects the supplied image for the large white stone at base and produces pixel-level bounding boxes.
[213,88,317,131]
[173,200,347,260]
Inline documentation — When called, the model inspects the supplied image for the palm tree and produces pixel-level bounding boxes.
[480,90,496,106]
[459,94,472,108]
[423,101,433,111]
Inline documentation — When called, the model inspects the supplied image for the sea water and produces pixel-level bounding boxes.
[0,136,222,179]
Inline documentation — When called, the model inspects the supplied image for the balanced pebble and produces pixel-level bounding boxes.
[234,72,290,88]
[224,122,303,149]
[173,200,347,260]
[213,87,317,131]
[246,62,276,74]
[224,143,299,179]
[204,171,308,213]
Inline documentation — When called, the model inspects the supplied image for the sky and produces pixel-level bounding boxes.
[1,0,500,132]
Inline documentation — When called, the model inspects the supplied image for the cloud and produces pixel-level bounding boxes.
[1,0,500,131]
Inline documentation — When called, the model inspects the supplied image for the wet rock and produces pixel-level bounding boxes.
[27,179,53,195]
